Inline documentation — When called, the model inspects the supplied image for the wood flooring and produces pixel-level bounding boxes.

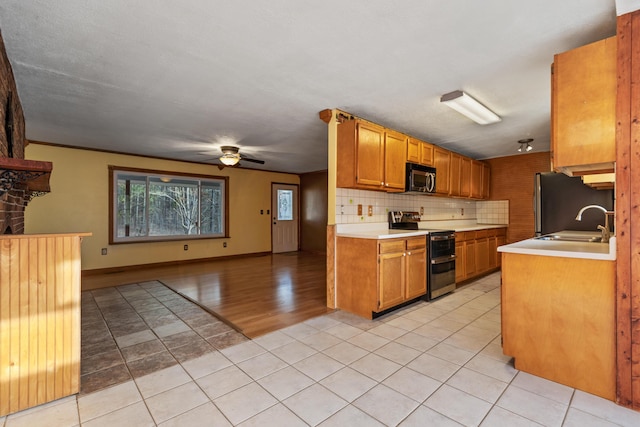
[82,252,331,338]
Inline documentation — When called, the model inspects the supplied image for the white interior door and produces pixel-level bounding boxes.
[272,183,299,253]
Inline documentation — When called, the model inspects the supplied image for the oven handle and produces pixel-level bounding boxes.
[431,254,456,264]
[430,234,455,241]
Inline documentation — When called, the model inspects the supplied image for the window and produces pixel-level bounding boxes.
[277,189,293,220]
[109,167,228,243]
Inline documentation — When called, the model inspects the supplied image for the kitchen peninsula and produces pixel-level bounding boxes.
[498,233,616,400]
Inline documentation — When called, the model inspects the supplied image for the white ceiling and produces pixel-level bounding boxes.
[0,1,618,173]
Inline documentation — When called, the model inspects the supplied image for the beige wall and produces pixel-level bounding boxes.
[25,143,299,271]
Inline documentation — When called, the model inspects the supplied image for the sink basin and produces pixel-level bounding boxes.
[534,234,602,243]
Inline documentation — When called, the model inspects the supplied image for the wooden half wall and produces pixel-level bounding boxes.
[0,233,89,416]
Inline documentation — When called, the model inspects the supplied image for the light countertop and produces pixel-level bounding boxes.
[498,231,616,261]
[335,222,507,240]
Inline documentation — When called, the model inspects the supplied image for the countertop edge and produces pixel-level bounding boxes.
[336,224,507,240]
[498,236,616,261]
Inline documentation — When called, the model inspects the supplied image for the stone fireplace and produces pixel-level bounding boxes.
[0,30,51,234]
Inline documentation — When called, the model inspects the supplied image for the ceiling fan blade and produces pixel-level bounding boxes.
[241,157,265,164]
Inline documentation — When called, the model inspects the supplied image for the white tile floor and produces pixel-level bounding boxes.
[3,272,640,426]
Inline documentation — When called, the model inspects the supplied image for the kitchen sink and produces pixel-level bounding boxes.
[534,234,602,243]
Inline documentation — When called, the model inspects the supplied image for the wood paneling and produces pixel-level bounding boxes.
[0,233,88,417]
[615,10,640,410]
[486,152,551,243]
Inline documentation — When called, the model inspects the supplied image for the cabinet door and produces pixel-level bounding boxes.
[464,240,476,279]
[405,246,427,300]
[482,163,490,199]
[420,142,434,166]
[470,160,483,199]
[455,240,465,283]
[488,236,498,270]
[434,147,451,195]
[355,121,385,188]
[459,157,471,198]
[449,153,462,197]
[552,37,616,173]
[378,251,406,310]
[384,130,407,191]
[407,138,420,163]
[475,237,490,273]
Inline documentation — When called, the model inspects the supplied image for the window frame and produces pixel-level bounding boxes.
[108,166,229,244]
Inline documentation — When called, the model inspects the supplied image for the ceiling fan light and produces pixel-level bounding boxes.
[440,90,501,125]
[220,154,240,166]
[526,143,533,152]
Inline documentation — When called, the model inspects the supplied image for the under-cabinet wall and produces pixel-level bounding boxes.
[335,187,508,225]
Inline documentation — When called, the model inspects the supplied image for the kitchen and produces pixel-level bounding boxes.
[323,22,633,412]
[1,1,633,426]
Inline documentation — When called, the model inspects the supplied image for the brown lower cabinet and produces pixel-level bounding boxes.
[455,227,506,283]
[336,236,427,319]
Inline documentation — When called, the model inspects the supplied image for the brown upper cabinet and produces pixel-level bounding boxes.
[470,160,483,199]
[335,114,489,199]
[434,146,451,195]
[449,152,462,197]
[407,137,434,167]
[482,163,490,199]
[459,157,471,198]
[384,130,408,191]
[551,36,616,176]
[337,119,405,192]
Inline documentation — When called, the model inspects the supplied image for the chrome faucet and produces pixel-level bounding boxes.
[575,205,614,243]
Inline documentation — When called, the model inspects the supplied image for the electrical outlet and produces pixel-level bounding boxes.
[357,204,362,216]
[461,208,464,216]
[420,207,424,215]
[101,248,107,255]
[183,244,188,251]
[367,205,373,216]
[223,242,227,248]
[260,209,264,214]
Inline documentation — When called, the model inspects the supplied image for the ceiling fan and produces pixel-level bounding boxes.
[218,145,265,168]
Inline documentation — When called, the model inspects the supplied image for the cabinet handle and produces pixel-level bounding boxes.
[381,181,385,186]
[407,251,412,255]
[403,253,406,256]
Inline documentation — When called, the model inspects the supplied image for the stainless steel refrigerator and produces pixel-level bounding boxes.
[534,172,614,236]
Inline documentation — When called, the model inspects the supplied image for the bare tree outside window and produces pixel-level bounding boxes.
[111,168,226,243]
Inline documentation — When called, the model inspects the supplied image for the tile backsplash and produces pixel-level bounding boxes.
[335,188,509,225]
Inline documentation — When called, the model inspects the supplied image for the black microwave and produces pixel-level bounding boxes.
[405,163,436,193]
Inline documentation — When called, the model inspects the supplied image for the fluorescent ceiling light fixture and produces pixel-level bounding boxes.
[440,90,501,125]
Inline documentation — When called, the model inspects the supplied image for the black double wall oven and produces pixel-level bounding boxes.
[427,231,457,300]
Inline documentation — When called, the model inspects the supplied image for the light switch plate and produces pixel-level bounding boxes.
[357,204,362,216]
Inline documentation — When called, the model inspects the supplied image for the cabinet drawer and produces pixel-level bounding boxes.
[496,227,507,237]
[475,229,490,238]
[379,240,406,254]
[406,237,426,250]
[462,231,476,241]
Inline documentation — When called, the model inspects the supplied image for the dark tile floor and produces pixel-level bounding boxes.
[80,280,249,394]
